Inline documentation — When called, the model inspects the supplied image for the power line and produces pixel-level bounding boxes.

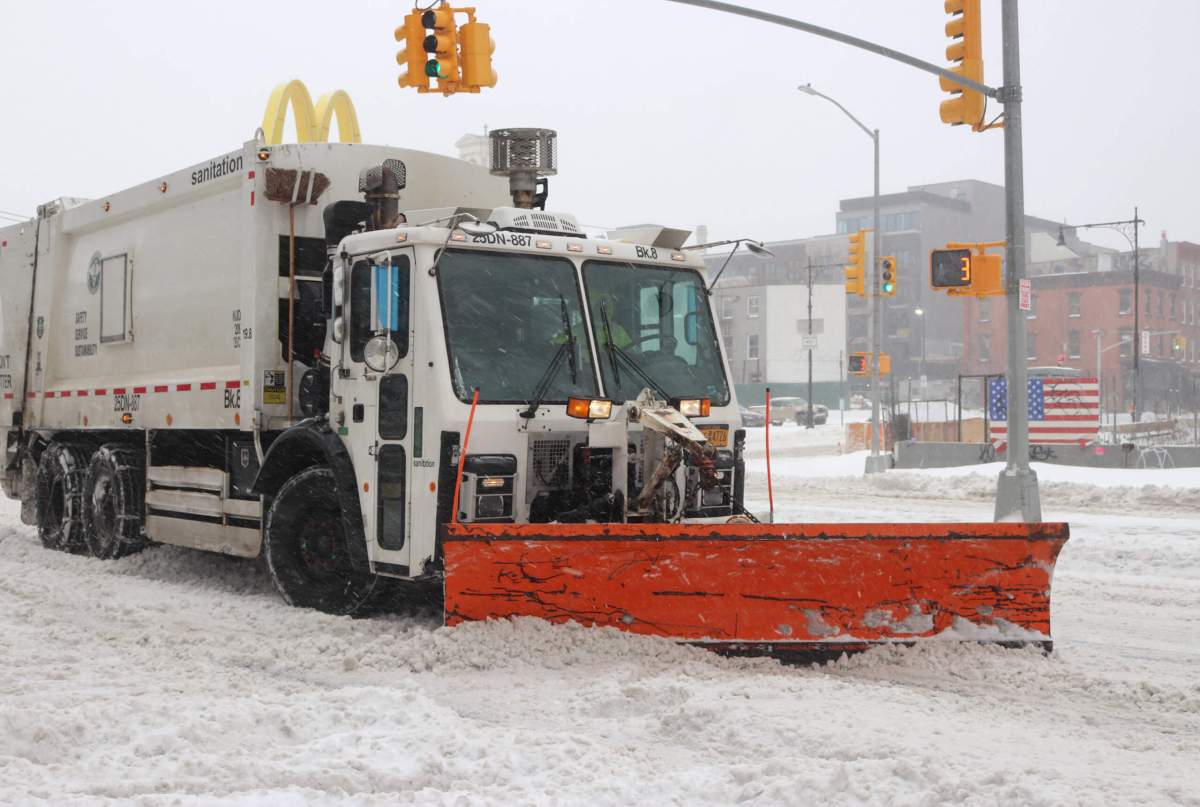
[0,209,31,222]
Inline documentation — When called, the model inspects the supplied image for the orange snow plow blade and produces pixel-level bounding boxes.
[443,522,1068,660]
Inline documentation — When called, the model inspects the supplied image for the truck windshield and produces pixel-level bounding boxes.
[437,249,599,403]
[582,261,730,405]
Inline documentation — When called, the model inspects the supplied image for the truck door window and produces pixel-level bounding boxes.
[350,256,409,363]
[377,444,406,550]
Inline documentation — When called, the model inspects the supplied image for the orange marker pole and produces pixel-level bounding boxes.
[765,387,774,523]
[451,387,480,525]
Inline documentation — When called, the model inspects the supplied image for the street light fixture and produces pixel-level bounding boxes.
[798,83,886,474]
[690,238,775,293]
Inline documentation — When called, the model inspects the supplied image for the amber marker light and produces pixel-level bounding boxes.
[567,398,613,420]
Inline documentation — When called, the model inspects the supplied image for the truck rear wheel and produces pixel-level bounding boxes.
[36,442,90,553]
[82,444,146,560]
[264,465,381,615]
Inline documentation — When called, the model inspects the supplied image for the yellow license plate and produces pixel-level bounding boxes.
[699,426,729,447]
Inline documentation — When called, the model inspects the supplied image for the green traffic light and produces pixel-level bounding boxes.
[425,59,442,78]
[883,281,895,293]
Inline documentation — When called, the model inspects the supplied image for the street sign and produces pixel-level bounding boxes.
[1141,329,1151,356]
[801,335,818,349]
[1018,278,1031,311]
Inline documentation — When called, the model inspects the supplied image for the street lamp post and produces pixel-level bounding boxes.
[1057,208,1145,419]
[798,83,887,474]
[914,307,927,393]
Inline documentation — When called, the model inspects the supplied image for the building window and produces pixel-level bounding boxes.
[1067,329,1081,359]
[1026,293,1036,320]
[979,300,990,322]
[1119,288,1133,315]
[747,333,759,360]
[1170,294,1177,320]
[1027,332,1037,361]
[722,331,733,355]
[1068,292,1082,318]
[1145,290,1152,315]
[1158,292,1165,318]
[747,295,760,318]
[1119,328,1132,358]
[979,334,991,363]
[721,297,734,320]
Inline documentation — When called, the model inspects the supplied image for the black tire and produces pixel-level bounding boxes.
[82,444,146,560]
[263,465,382,615]
[36,442,91,552]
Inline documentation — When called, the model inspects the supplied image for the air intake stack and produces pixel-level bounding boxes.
[489,128,557,210]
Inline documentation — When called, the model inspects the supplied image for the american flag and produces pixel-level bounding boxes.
[988,376,1100,450]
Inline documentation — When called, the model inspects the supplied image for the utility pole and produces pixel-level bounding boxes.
[866,129,886,473]
[806,257,814,429]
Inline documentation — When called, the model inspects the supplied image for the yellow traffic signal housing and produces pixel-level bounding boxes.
[395,11,430,90]
[845,229,867,297]
[848,352,890,376]
[940,0,986,130]
[880,256,897,297]
[930,243,1005,297]
[1173,335,1187,354]
[422,5,461,91]
[848,352,870,376]
[459,20,498,91]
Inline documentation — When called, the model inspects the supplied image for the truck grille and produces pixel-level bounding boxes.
[530,439,570,489]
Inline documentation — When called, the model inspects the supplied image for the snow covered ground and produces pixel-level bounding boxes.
[2,433,1199,805]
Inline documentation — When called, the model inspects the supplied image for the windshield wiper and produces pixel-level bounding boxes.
[598,305,671,401]
[519,296,578,419]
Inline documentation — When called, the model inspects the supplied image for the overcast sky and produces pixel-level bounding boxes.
[2,1,1196,254]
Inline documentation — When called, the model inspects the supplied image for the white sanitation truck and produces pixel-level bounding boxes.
[0,128,748,614]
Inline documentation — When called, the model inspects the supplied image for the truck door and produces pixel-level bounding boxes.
[336,250,415,575]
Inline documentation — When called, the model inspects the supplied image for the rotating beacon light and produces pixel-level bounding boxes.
[490,128,558,210]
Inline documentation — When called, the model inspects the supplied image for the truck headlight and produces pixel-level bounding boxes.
[364,334,400,372]
[677,398,711,417]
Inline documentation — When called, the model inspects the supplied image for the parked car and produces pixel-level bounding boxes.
[739,406,766,428]
[749,396,828,426]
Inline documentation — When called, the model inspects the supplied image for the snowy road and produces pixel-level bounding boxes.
[2,439,1199,805]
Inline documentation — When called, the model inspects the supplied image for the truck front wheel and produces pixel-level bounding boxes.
[264,465,381,615]
[83,444,146,560]
[36,442,90,552]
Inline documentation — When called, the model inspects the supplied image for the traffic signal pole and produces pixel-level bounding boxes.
[993,0,1039,521]
[663,0,1041,520]
[866,129,887,473]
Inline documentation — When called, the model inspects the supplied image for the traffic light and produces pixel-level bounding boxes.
[845,229,866,297]
[395,11,430,91]
[459,20,498,91]
[848,352,891,377]
[930,243,1005,297]
[1173,335,1187,354]
[880,256,897,297]
[939,0,985,130]
[422,4,460,90]
[848,352,870,376]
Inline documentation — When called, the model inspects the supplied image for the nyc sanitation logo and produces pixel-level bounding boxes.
[87,252,102,294]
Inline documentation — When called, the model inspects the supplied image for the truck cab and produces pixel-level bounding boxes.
[263,207,746,606]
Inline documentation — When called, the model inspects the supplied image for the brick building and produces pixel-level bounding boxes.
[961,243,1200,412]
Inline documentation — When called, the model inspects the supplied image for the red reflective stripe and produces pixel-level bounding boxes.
[27,392,36,399]
[133,386,147,394]
[43,391,55,398]
[154,385,169,393]
[77,390,88,397]
[250,191,255,206]
[176,384,192,392]
[3,392,13,400]
[59,390,71,398]
[112,387,126,395]
[248,170,256,179]
[225,380,241,389]
[200,382,216,391]
[95,389,108,396]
